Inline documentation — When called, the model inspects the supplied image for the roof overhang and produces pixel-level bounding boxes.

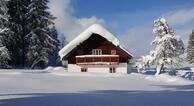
[59,24,133,60]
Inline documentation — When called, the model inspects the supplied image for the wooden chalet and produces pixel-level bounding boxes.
[59,24,133,73]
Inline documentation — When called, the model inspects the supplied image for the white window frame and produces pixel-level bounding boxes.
[81,68,87,72]
[109,67,116,73]
[92,49,102,55]
[111,50,116,55]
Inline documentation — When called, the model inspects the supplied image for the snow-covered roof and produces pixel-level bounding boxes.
[76,55,119,58]
[59,24,133,59]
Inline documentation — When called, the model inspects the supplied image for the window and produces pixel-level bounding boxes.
[111,50,116,55]
[92,49,102,55]
[109,67,116,73]
[81,68,87,72]
[102,50,110,54]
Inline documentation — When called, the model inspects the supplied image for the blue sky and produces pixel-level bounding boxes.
[71,0,194,33]
[49,0,194,57]
[72,0,193,16]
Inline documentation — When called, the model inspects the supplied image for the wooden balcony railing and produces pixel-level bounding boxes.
[76,55,119,65]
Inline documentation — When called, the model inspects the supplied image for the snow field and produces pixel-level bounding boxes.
[0,69,194,106]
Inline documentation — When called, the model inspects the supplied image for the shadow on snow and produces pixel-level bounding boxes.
[0,84,194,106]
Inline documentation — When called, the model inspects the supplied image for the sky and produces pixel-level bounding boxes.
[49,0,194,57]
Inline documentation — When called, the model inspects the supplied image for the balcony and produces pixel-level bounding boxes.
[76,55,119,65]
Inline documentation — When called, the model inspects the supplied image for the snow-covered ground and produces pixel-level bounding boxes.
[0,69,194,106]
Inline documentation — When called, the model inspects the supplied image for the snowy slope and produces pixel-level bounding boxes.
[0,70,194,106]
[59,24,133,59]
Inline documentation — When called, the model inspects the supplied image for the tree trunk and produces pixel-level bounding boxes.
[30,58,41,69]
[155,64,164,75]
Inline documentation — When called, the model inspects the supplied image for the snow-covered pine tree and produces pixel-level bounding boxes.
[7,0,31,66]
[48,26,61,66]
[25,0,57,68]
[151,17,185,75]
[0,0,12,67]
[187,29,194,65]
[59,33,66,49]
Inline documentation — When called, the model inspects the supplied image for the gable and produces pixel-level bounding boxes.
[59,24,133,60]
[63,34,132,64]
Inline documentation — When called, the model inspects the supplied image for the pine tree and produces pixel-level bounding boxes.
[7,0,31,66]
[7,0,58,68]
[187,29,194,65]
[0,0,12,67]
[59,33,66,49]
[48,26,61,66]
[25,0,57,68]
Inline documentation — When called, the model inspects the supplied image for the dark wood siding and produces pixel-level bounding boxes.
[63,33,132,64]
